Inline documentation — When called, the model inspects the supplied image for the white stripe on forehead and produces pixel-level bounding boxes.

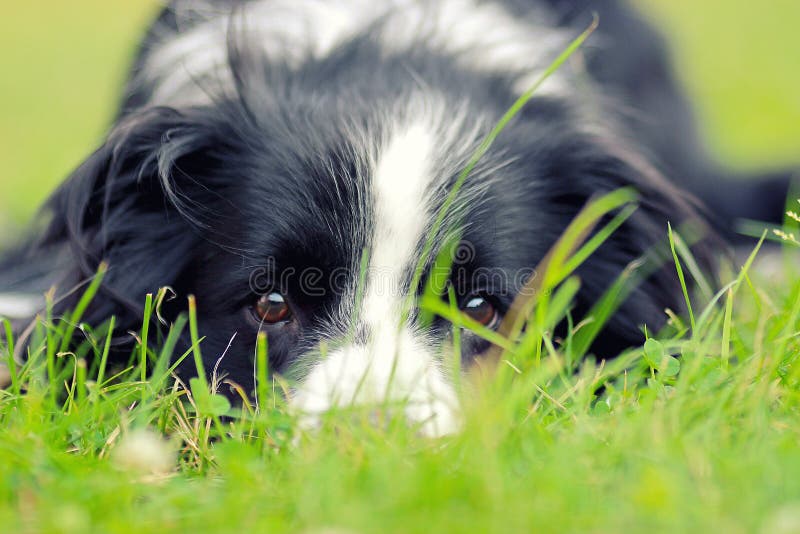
[142,0,568,106]
[289,117,463,437]
[362,121,434,323]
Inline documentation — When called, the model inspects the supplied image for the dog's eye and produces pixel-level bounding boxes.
[253,292,292,324]
[461,295,499,328]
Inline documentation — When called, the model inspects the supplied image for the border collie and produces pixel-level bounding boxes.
[0,0,791,436]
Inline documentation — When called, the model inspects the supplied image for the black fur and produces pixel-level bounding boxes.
[0,0,792,396]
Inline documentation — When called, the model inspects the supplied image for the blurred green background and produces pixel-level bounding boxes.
[0,1,798,230]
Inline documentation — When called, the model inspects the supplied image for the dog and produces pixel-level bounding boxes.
[0,0,792,436]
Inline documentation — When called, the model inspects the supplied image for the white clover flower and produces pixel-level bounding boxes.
[761,504,800,534]
[112,428,175,476]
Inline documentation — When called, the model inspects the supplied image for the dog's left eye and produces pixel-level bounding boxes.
[461,295,500,328]
[253,292,292,324]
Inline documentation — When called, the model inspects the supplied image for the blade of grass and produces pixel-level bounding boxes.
[570,259,645,358]
[668,223,695,332]
[500,187,637,350]
[418,231,460,328]
[256,331,268,413]
[721,288,734,370]
[671,230,713,300]
[3,319,18,393]
[560,204,638,278]
[140,293,153,404]
[513,276,582,366]
[447,285,463,394]
[405,16,599,314]
[93,316,115,392]
[91,316,115,419]
[188,295,207,388]
[58,262,108,355]
[152,313,188,390]
[420,294,515,352]
[75,358,87,407]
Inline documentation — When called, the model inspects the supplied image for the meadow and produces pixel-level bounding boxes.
[1,2,799,533]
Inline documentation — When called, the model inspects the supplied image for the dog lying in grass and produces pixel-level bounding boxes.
[0,0,791,436]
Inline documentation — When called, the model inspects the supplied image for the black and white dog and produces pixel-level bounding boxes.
[0,0,791,435]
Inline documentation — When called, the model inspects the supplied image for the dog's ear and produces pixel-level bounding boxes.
[525,127,721,356]
[570,144,720,356]
[5,107,235,330]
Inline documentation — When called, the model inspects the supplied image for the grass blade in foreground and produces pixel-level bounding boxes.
[405,16,599,315]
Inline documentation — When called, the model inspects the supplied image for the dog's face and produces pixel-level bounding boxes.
[16,1,715,435]
[155,88,552,436]
[75,82,694,435]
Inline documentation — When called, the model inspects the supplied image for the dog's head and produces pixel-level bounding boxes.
[10,5,716,435]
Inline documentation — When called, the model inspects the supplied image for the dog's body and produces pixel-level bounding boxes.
[0,0,791,435]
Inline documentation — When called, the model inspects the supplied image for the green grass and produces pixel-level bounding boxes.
[2,2,800,533]
[2,193,800,533]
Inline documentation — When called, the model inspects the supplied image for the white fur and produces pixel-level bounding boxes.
[143,0,568,106]
[291,119,461,438]
[0,294,42,319]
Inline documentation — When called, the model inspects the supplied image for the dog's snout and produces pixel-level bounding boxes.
[291,326,461,438]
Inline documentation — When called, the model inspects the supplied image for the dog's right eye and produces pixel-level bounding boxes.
[253,292,292,324]
[461,294,500,329]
